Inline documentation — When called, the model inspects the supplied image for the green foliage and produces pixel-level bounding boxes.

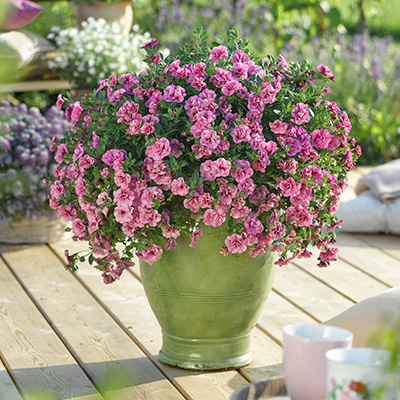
[369,313,400,398]
[23,1,75,38]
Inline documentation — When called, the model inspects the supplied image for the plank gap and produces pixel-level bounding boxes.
[337,256,393,290]
[0,348,24,400]
[353,233,400,263]
[254,323,282,347]
[290,261,361,304]
[270,288,321,323]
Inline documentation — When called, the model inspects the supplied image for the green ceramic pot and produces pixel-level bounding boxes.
[139,221,277,370]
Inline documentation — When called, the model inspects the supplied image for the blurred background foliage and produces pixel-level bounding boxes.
[15,0,400,165]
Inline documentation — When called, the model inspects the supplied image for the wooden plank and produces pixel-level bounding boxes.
[354,233,400,261]
[0,80,71,93]
[0,358,22,400]
[256,291,317,344]
[240,334,283,383]
[272,264,355,323]
[335,232,400,287]
[293,247,390,302]
[50,240,253,399]
[0,244,186,400]
[0,257,101,400]
[51,239,289,393]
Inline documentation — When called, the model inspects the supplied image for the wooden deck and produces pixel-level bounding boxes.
[1,168,400,400]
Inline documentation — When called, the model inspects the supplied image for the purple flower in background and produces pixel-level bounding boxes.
[0,101,70,222]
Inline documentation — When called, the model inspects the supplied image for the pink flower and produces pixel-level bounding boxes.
[210,68,233,88]
[260,81,278,104]
[136,245,163,265]
[137,207,162,227]
[200,129,221,150]
[114,170,131,188]
[317,64,335,81]
[96,192,110,205]
[184,193,201,213]
[244,213,264,235]
[209,45,228,64]
[56,94,64,110]
[279,177,301,197]
[72,218,86,238]
[170,139,184,157]
[163,85,186,102]
[203,208,226,227]
[225,234,247,254]
[58,205,77,221]
[114,206,132,224]
[141,38,159,49]
[231,160,253,183]
[311,128,332,149]
[200,159,218,181]
[161,225,180,239]
[113,188,134,208]
[50,180,64,200]
[75,177,87,196]
[165,238,177,251]
[238,178,256,195]
[277,54,289,69]
[140,122,155,136]
[221,80,240,96]
[214,158,231,177]
[71,102,83,122]
[198,192,214,209]
[218,183,237,205]
[141,187,164,208]
[189,229,203,248]
[269,120,287,134]
[248,94,265,113]
[292,103,310,125]
[231,62,249,80]
[319,247,339,263]
[102,149,127,166]
[171,177,190,196]
[54,143,69,163]
[232,50,250,64]
[145,138,171,161]
[230,124,251,143]
[109,88,126,102]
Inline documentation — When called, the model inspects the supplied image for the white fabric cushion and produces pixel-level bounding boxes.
[387,198,400,235]
[324,287,400,347]
[0,30,54,69]
[335,190,387,233]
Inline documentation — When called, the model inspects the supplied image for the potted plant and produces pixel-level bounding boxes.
[50,30,361,370]
[71,0,133,35]
[46,17,157,91]
[0,101,70,243]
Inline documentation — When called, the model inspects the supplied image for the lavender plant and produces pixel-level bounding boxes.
[0,102,70,223]
[152,0,272,54]
[282,31,400,165]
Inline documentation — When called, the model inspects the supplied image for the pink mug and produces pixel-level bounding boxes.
[283,324,353,400]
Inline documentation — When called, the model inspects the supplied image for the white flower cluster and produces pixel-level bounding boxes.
[47,18,160,89]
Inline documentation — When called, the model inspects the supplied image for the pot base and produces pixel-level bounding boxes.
[159,331,253,370]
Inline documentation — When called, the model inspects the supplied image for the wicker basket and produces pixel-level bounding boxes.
[0,214,70,244]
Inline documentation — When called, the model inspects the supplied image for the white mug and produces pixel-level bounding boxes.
[283,324,353,400]
[326,347,394,399]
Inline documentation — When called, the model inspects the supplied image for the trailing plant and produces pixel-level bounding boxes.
[50,30,360,283]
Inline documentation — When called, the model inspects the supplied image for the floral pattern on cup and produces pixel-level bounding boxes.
[327,378,371,400]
